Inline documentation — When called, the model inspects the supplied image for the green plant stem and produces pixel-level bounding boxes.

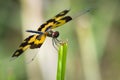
[56,42,68,80]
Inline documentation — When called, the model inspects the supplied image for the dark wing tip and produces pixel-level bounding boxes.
[10,50,23,61]
[62,16,72,22]
[55,9,70,17]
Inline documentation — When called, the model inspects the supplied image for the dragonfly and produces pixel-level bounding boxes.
[11,8,92,60]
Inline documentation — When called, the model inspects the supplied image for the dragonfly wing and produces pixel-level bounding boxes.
[52,16,72,29]
[11,35,34,58]
[37,9,71,32]
[30,34,46,49]
[11,34,46,59]
[54,9,70,20]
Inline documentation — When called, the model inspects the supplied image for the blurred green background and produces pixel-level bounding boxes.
[0,0,120,80]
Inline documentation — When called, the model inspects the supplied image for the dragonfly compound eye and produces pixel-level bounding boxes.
[52,31,59,38]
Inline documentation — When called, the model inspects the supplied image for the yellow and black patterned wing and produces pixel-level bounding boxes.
[51,16,72,29]
[37,9,72,32]
[11,34,46,58]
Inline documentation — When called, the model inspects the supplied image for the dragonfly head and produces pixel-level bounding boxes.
[52,31,59,38]
[46,30,59,38]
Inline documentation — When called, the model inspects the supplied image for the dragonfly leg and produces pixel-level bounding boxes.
[52,38,58,50]
[52,38,62,50]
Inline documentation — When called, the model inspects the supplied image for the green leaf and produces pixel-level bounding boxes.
[56,42,68,80]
